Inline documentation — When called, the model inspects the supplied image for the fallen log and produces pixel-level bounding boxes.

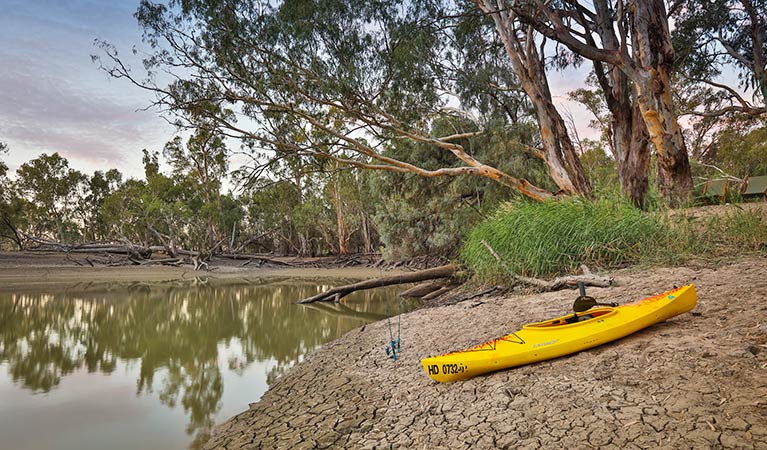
[218,253,295,266]
[129,257,185,266]
[480,240,612,290]
[399,281,446,298]
[296,264,458,304]
[421,285,456,301]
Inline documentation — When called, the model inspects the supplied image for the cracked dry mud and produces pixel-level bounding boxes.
[206,258,767,449]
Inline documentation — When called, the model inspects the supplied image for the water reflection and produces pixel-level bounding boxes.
[0,279,414,449]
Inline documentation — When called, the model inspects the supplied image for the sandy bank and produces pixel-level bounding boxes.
[205,257,767,449]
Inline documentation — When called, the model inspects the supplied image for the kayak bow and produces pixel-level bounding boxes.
[421,284,697,382]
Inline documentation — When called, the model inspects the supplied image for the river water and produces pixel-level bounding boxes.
[0,278,416,450]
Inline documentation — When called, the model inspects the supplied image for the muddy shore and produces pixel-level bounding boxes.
[0,251,401,291]
[204,257,767,449]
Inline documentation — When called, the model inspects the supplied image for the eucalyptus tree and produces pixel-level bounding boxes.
[671,0,766,170]
[94,0,593,202]
[101,150,194,250]
[673,0,767,117]
[15,153,86,243]
[467,1,591,196]
[714,124,767,177]
[0,143,8,206]
[0,143,26,249]
[164,125,229,250]
[101,177,151,243]
[75,169,123,241]
[507,0,694,206]
[371,115,549,258]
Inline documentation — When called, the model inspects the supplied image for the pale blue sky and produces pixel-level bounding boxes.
[0,0,176,178]
[0,0,596,180]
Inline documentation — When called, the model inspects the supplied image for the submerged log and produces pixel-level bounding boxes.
[421,285,456,301]
[399,281,446,298]
[300,302,387,321]
[296,264,458,304]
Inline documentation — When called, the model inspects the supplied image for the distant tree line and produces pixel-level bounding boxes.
[0,131,537,256]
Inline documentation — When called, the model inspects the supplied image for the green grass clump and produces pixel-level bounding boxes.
[462,197,767,284]
[461,198,664,281]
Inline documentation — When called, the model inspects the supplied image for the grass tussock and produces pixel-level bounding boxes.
[461,198,663,280]
[461,198,767,283]
[659,205,767,261]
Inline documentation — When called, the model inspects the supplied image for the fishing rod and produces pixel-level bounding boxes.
[384,273,402,361]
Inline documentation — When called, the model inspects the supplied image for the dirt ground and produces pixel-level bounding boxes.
[204,256,767,449]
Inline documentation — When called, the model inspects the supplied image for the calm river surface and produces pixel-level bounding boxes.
[0,277,415,450]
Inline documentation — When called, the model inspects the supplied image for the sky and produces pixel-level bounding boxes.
[0,0,596,181]
[0,0,177,179]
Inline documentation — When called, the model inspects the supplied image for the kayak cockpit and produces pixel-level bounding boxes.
[523,307,616,329]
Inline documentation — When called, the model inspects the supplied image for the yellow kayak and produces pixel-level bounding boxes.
[421,284,697,382]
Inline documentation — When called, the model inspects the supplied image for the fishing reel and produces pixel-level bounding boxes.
[385,338,401,361]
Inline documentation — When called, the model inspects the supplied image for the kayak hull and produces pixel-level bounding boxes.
[421,284,697,382]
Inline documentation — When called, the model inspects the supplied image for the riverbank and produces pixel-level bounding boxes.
[0,251,403,291]
[205,256,767,449]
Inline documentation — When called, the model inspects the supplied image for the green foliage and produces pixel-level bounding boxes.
[101,178,149,241]
[0,144,28,250]
[238,164,376,256]
[93,0,578,206]
[452,3,531,124]
[461,198,665,280]
[15,153,87,243]
[577,140,618,193]
[713,125,767,177]
[370,116,551,259]
[130,0,448,139]
[162,128,234,250]
[672,0,767,109]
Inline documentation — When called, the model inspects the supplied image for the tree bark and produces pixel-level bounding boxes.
[591,0,651,208]
[611,96,651,208]
[534,97,592,195]
[332,172,348,255]
[509,0,692,206]
[626,0,692,207]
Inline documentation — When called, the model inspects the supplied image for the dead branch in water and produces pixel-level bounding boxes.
[296,264,459,304]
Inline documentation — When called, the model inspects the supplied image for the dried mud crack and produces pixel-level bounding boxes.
[206,258,767,449]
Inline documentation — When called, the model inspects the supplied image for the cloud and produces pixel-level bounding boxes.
[0,0,175,177]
